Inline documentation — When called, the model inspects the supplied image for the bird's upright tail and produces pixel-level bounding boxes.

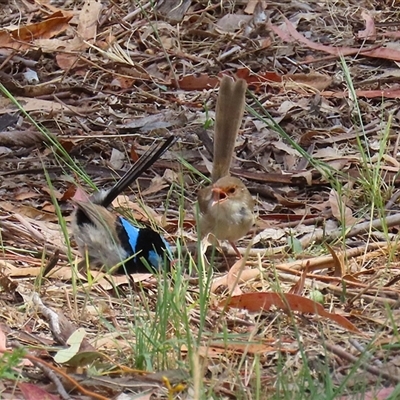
[100,136,176,207]
[212,76,247,183]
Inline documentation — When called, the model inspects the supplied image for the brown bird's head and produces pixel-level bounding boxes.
[197,175,254,242]
[210,176,250,206]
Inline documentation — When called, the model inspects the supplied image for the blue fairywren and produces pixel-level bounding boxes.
[72,137,175,274]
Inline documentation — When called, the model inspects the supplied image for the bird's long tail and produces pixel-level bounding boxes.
[100,136,176,207]
[212,76,247,183]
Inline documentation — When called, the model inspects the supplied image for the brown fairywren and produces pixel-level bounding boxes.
[197,76,254,257]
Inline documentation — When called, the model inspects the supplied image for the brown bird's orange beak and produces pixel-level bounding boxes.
[211,187,227,206]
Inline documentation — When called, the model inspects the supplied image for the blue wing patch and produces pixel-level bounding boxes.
[161,237,173,260]
[119,217,139,254]
[148,250,161,269]
[119,217,172,270]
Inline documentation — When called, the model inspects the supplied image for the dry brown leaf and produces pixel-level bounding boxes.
[110,76,135,89]
[55,52,79,70]
[181,344,226,359]
[292,170,313,186]
[141,177,168,197]
[215,14,252,33]
[0,11,72,50]
[87,270,154,291]
[33,37,79,52]
[129,392,154,400]
[3,262,85,280]
[160,35,175,50]
[28,293,100,366]
[289,261,310,295]
[329,189,357,226]
[189,341,291,360]
[244,0,266,14]
[42,203,56,214]
[15,215,68,249]
[174,74,219,90]
[77,0,102,42]
[253,227,288,244]
[112,195,165,224]
[226,258,246,296]
[199,151,213,175]
[326,244,345,278]
[18,383,60,400]
[121,110,187,131]
[4,265,42,277]
[271,16,400,62]
[273,140,300,156]
[91,332,132,350]
[46,266,86,281]
[211,267,260,294]
[312,147,343,159]
[0,130,46,147]
[236,68,282,84]
[0,96,81,114]
[273,193,306,208]
[156,0,192,24]
[109,148,125,170]
[0,325,7,352]
[383,154,400,168]
[41,186,63,200]
[284,72,332,92]
[223,292,362,334]
[322,87,400,99]
[17,206,56,222]
[358,10,376,41]
[12,2,100,53]
[14,192,40,201]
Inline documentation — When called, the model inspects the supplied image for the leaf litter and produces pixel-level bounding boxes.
[1,0,400,398]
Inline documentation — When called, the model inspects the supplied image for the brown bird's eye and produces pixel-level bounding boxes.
[227,187,236,194]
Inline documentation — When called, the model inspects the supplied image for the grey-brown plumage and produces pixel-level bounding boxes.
[197,76,254,256]
[72,200,129,268]
[72,137,175,273]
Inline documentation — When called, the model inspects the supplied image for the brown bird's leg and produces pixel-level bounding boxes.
[229,241,243,259]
